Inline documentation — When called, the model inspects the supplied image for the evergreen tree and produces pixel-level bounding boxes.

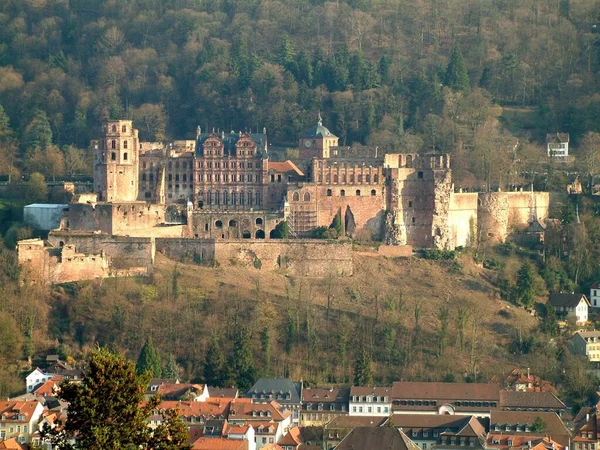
[541,304,559,336]
[42,347,189,450]
[330,213,343,237]
[229,327,256,390]
[163,354,179,380]
[137,337,162,378]
[278,35,297,75]
[444,45,470,92]
[296,50,313,87]
[516,263,535,308]
[23,109,53,149]
[378,55,392,84]
[353,345,373,386]
[204,334,227,386]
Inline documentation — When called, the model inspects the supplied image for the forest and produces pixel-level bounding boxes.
[2,0,600,189]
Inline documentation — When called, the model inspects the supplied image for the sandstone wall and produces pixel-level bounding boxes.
[214,240,353,276]
[448,193,478,248]
[155,238,216,264]
[48,232,154,269]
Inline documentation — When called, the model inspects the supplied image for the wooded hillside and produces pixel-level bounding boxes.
[1,0,600,188]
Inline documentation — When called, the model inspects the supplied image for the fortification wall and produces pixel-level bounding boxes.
[48,232,154,269]
[155,238,216,264]
[448,193,478,248]
[213,240,353,277]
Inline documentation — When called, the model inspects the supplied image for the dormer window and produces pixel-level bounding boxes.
[330,404,335,411]
[307,404,312,411]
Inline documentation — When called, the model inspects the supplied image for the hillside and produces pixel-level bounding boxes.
[43,248,538,389]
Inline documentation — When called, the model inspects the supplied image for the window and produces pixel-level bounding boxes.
[418,171,423,178]
[356,190,361,196]
[278,174,282,182]
[327,189,332,196]
[142,174,147,181]
[352,406,356,412]
[123,152,128,160]
[122,125,127,132]
[215,220,223,228]
[112,124,117,132]
[412,217,415,223]
[409,201,413,207]
[111,152,116,161]
[304,192,311,202]
[111,140,116,149]
[124,140,128,149]
[340,189,345,196]
[371,189,376,196]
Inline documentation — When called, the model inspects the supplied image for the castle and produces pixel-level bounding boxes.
[18,118,551,283]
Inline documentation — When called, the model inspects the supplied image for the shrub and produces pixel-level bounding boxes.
[420,248,456,260]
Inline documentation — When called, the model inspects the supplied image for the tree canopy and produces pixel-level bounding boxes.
[42,347,189,450]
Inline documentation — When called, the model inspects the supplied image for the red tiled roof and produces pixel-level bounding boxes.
[268,160,304,176]
[350,386,392,397]
[278,426,302,446]
[302,388,349,403]
[249,421,280,435]
[392,382,500,401]
[191,437,248,450]
[228,400,290,421]
[0,400,40,423]
[0,438,25,450]
[156,400,231,419]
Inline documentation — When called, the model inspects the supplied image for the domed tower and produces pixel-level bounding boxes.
[299,113,338,159]
[93,120,140,202]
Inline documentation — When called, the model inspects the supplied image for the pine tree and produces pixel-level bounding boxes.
[204,334,227,386]
[353,345,373,386]
[516,263,535,308]
[444,44,470,92]
[23,109,52,149]
[42,347,189,450]
[278,36,297,75]
[137,337,162,377]
[296,50,313,87]
[229,327,256,391]
[163,354,179,380]
[0,105,12,142]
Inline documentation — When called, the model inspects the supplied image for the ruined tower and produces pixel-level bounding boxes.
[94,120,140,202]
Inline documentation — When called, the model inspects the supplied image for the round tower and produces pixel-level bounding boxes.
[93,120,139,202]
[477,192,510,244]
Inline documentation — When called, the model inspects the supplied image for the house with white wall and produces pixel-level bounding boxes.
[546,133,569,160]
[25,368,53,393]
[548,292,590,324]
[348,386,392,417]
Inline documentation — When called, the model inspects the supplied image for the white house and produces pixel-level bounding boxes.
[25,368,53,393]
[227,424,256,450]
[546,133,569,160]
[548,292,590,324]
[0,400,45,444]
[348,386,392,417]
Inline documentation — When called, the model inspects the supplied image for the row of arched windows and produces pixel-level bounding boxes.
[198,190,261,206]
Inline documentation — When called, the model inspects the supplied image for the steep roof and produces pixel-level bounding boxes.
[546,133,569,143]
[246,378,301,405]
[490,411,570,442]
[387,414,484,431]
[302,387,349,404]
[500,391,566,410]
[325,415,387,429]
[548,292,589,308]
[155,400,231,419]
[392,381,500,401]
[195,131,268,157]
[268,160,305,177]
[302,116,337,139]
[0,400,41,423]
[191,437,248,450]
[336,427,420,450]
[0,439,25,450]
[278,426,302,446]
[350,386,392,397]
[228,400,290,421]
[208,387,239,399]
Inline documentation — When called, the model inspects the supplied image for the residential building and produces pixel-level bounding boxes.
[348,386,392,416]
[246,379,302,425]
[590,282,600,308]
[573,407,600,450]
[0,439,25,450]
[300,387,348,426]
[191,437,248,450]
[150,400,233,429]
[0,400,45,445]
[391,382,500,417]
[209,387,239,399]
[25,369,53,393]
[547,292,590,324]
[277,426,321,450]
[504,368,555,393]
[146,380,209,402]
[227,400,292,448]
[546,133,569,159]
[489,411,570,447]
[486,435,565,450]
[570,330,600,363]
[322,415,387,449]
[32,376,62,398]
[335,427,419,450]
[387,415,488,450]
[433,416,487,450]
[498,391,567,417]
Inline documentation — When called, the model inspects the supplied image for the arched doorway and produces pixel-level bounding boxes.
[269,229,279,239]
[255,230,265,239]
[242,231,251,239]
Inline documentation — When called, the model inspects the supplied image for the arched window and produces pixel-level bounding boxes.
[374,174,379,183]
[371,189,376,196]
[122,125,126,132]
[123,140,128,149]
[255,230,265,239]
[327,189,332,197]
[304,192,311,202]
[356,190,361,196]
[293,192,300,201]
[340,189,345,197]
[223,191,228,205]
[111,140,116,149]
[333,174,338,183]
[256,218,263,225]
[111,152,116,161]
[229,220,237,227]
[215,220,223,228]
[123,153,128,161]
[111,124,117,132]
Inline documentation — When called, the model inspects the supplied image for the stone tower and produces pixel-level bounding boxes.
[94,120,139,202]
[298,113,339,159]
